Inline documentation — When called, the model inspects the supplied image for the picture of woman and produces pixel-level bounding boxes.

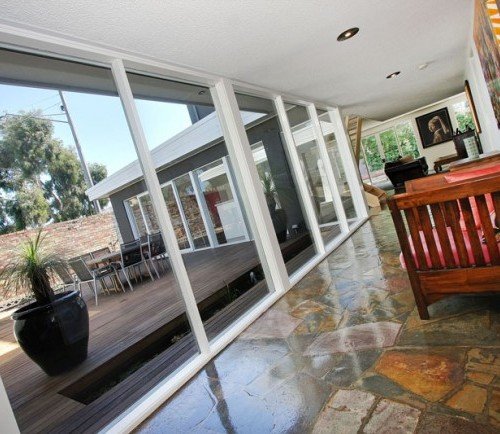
[415,108,453,148]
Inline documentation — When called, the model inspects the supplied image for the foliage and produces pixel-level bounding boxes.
[361,136,384,171]
[456,111,475,132]
[0,230,65,305]
[362,122,420,172]
[0,112,107,234]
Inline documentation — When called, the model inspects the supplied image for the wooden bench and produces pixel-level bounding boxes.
[388,172,500,319]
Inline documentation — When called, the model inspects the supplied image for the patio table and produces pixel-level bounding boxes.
[86,251,121,267]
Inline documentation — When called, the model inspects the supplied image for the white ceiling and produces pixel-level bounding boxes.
[0,0,473,120]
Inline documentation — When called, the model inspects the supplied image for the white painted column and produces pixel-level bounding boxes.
[211,79,289,294]
[111,59,210,354]
[0,376,19,434]
[307,104,349,233]
[274,96,325,255]
[328,107,369,219]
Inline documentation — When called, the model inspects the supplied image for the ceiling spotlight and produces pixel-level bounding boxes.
[386,71,401,79]
[198,90,206,95]
[418,63,429,70]
[337,27,359,41]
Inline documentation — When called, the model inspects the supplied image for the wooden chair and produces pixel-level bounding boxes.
[389,173,500,319]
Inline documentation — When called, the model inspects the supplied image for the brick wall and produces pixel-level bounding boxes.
[0,211,120,298]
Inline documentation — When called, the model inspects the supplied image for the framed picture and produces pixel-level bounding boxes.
[415,108,453,148]
[464,80,482,133]
[473,0,500,129]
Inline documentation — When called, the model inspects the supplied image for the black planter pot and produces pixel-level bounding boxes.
[12,290,89,376]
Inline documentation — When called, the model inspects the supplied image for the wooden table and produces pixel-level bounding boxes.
[449,150,500,171]
[433,153,460,172]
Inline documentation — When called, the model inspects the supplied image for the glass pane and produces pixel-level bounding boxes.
[161,184,190,250]
[284,104,341,244]
[361,135,387,185]
[0,49,197,432]
[453,101,475,132]
[125,197,148,237]
[235,93,317,276]
[173,174,210,249]
[317,110,358,223]
[127,71,271,342]
[379,129,400,162]
[138,194,160,232]
[195,159,247,245]
[395,122,420,159]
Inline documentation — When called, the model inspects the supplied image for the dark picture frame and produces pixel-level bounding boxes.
[415,108,453,148]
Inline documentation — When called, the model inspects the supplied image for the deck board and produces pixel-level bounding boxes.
[0,234,319,433]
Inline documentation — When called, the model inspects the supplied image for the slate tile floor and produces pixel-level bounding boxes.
[138,210,500,433]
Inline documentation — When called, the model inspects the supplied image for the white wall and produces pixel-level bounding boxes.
[0,376,19,434]
[361,94,468,171]
[465,42,500,152]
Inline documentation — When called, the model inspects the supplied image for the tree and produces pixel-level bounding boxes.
[0,111,107,233]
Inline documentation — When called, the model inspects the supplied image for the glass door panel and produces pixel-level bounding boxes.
[380,129,400,162]
[235,94,317,276]
[195,159,247,245]
[173,174,211,249]
[138,194,160,233]
[125,197,148,237]
[161,184,191,250]
[361,135,387,185]
[317,110,357,223]
[285,104,340,244]
[395,123,420,158]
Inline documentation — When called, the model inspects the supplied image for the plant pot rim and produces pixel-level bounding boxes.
[12,290,80,320]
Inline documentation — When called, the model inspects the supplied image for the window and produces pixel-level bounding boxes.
[285,104,341,243]
[379,129,400,162]
[395,122,420,159]
[317,110,357,222]
[235,94,318,275]
[128,71,271,342]
[453,101,475,132]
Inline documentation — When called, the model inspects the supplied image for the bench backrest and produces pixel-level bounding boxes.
[389,173,500,272]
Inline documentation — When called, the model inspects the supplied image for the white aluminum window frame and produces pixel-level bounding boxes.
[0,25,368,434]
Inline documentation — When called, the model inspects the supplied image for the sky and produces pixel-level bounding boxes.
[0,83,192,175]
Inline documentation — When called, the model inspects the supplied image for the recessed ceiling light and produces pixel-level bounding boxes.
[198,90,206,95]
[418,63,429,70]
[337,27,359,41]
[386,71,401,79]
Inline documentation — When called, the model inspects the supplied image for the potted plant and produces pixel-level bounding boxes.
[1,231,89,376]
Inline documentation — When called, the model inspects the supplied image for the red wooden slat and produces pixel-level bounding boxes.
[430,203,455,268]
[475,195,500,265]
[444,201,469,267]
[417,205,443,269]
[458,198,485,266]
[404,209,428,270]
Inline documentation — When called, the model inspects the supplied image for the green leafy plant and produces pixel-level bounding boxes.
[0,230,65,305]
[261,173,276,196]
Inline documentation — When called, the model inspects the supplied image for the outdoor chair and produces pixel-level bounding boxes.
[114,239,155,291]
[52,262,76,293]
[68,257,125,305]
[144,232,168,278]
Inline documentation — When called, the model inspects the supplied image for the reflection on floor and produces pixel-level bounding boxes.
[138,210,500,433]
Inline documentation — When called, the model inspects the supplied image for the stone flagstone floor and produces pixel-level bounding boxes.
[137,210,500,433]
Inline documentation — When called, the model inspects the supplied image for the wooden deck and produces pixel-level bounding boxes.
[0,241,270,433]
